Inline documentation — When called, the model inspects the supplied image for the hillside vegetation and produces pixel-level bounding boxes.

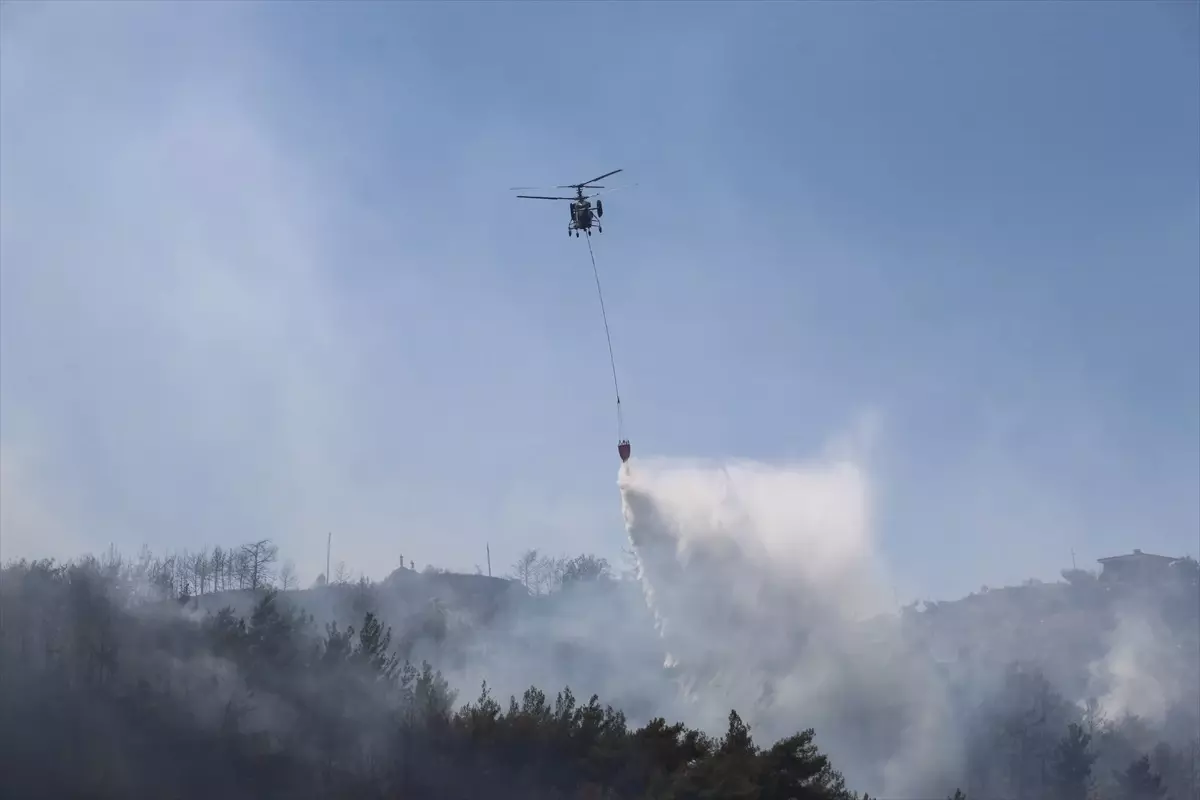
[1,542,1196,799]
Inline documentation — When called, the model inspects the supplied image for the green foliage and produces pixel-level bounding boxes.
[5,543,1196,800]
[449,688,857,800]
[1117,754,1167,800]
[1053,722,1097,800]
[0,555,868,799]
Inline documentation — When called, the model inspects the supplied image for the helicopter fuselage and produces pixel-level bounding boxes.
[571,200,594,231]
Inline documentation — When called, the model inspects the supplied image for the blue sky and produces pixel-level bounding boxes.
[1,1,1196,600]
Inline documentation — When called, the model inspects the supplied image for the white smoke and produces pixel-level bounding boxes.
[1090,599,1194,727]
[618,449,961,797]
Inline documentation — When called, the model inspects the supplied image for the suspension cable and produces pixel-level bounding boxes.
[584,233,624,438]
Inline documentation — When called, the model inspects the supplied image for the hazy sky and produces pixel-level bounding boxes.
[2,1,1196,600]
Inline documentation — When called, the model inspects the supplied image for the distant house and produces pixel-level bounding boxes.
[1096,549,1179,583]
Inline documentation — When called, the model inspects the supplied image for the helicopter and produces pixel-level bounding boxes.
[513,168,623,237]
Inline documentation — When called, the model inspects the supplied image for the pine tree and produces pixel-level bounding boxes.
[1053,723,1098,800]
[1117,754,1167,800]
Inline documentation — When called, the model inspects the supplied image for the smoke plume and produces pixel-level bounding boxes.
[618,451,961,797]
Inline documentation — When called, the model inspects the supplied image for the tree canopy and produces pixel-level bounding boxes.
[1,541,1195,800]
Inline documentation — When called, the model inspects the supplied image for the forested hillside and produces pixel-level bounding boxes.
[1,542,1196,799]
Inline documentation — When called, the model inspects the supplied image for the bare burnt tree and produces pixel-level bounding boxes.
[210,546,226,592]
[228,547,243,590]
[192,548,211,595]
[152,554,176,597]
[510,549,539,593]
[534,554,567,595]
[240,539,279,591]
[278,559,298,591]
[173,551,191,597]
[232,547,252,589]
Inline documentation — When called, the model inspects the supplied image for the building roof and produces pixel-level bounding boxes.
[1096,548,1178,565]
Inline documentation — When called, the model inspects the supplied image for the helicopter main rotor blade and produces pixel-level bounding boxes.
[584,182,639,199]
[516,195,575,201]
[580,168,623,187]
[557,168,624,190]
